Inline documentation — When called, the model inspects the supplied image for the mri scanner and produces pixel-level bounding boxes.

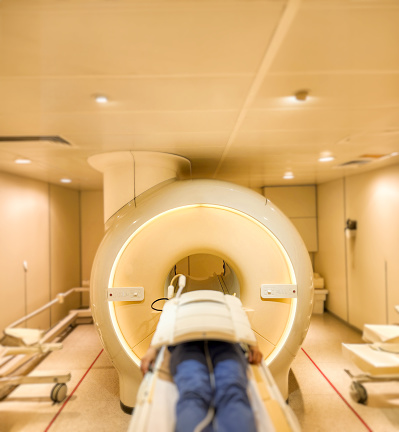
[89,152,314,417]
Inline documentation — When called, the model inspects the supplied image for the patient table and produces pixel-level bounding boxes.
[342,307,399,404]
[129,287,301,431]
[129,348,300,432]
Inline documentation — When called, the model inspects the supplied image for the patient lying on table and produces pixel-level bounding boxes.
[141,333,262,432]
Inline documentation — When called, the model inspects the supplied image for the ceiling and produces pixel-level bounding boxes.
[0,0,398,191]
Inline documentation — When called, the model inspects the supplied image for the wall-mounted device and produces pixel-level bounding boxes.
[345,219,357,239]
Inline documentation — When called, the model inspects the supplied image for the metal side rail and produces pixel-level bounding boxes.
[0,287,91,403]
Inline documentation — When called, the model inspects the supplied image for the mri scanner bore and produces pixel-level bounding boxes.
[90,178,314,414]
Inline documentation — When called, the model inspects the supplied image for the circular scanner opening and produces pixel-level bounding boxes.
[165,253,241,298]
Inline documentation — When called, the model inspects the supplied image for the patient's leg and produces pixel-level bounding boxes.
[173,360,213,432]
[171,343,213,432]
[211,344,256,432]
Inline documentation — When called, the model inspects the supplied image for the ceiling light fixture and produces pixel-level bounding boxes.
[318,156,335,163]
[294,89,309,102]
[95,95,108,104]
[283,171,294,180]
[14,158,31,164]
[60,178,72,184]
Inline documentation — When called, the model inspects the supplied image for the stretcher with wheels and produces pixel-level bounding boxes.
[0,287,91,403]
[342,307,399,404]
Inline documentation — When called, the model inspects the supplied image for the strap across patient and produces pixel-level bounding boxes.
[151,290,256,348]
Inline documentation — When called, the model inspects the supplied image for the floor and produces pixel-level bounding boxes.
[0,313,398,432]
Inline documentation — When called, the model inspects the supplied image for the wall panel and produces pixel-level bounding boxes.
[49,185,81,325]
[263,185,318,252]
[0,172,50,331]
[314,179,347,321]
[345,164,399,327]
[315,163,399,329]
[80,190,104,305]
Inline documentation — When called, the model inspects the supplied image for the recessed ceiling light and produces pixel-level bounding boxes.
[283,171,294,179]
[14,158,31,164]
[60,178,72,184]
[319,156,335,163]
[95,95,108,104]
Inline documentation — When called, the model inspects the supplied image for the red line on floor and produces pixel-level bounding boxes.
[44,348,104,432]
[301,348,373,432]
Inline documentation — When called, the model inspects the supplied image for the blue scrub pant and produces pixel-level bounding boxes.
[169,341,257,432]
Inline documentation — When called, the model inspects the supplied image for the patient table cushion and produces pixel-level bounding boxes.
[151,291,256,348]
[342,343,399,376]
[363,324,399,344]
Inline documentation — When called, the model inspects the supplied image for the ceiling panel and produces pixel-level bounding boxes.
[0,76,254,113]
[0,2,283,76]
[251,73,399,109]
[0,0,398,190]
[0,111,238,136]
[241,106,399,133]
[0,145,102,189]
[270,2,399,72]
[216,151,399,186]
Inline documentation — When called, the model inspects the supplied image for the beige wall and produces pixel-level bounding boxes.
[263,185,318,253]
[314,179,347,321]
[0,173,50,331]
[0,173,82,332]
[80,190,104,305]
[3,166,398,333]
[49,184,81,325]
[315,163,399,329]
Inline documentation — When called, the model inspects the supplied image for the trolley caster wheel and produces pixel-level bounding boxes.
[51,383,68,403]
[350,381,367,404]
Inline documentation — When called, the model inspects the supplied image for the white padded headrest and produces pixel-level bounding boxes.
[151,290,256,348]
